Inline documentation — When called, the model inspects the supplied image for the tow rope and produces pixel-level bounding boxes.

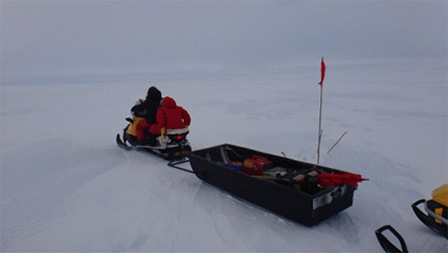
[167,158,194,174]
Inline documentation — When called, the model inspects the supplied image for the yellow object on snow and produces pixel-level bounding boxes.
[432,183,448,207]
[126,117,145,137]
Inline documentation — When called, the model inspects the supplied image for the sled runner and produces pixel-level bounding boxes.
[187,144,365,226]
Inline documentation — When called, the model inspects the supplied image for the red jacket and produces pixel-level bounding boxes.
[150,96,191,134]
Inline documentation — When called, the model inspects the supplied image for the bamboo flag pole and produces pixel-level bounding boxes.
[317,57,326,164]
[317,83,323,164]
[327,130,348,155]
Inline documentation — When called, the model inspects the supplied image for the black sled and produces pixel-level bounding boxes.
[187,144,362,226]
[116,117,191,160]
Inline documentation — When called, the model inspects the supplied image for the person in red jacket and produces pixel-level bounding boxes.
[150,96,191,138]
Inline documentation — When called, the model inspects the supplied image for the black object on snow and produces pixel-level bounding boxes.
[187,143,358,226]
[375,225,409,253]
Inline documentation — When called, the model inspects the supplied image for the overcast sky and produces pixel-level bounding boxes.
[1,0,447,85]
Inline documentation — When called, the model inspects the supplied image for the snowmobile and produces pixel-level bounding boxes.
[376,184,447,253]
[116,117,191,160]
[412,183,448,239]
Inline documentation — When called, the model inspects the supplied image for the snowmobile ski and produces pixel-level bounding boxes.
[375,225,409,253]
[412,199,448,239]
[116,134,133,151]
[411,184,448,239]
[116,133,155,151]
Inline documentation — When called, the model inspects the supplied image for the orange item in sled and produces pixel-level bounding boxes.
[243,155,273,176]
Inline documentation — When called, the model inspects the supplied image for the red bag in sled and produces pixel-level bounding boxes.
[243,155,273,176]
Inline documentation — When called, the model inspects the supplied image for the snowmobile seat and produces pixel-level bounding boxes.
[166,128,189,135]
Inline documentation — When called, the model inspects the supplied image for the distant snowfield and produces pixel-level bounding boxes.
[1,59,447,252]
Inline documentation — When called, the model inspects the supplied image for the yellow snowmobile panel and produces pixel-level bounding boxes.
[126,117,145,137]
[432,183,448,207]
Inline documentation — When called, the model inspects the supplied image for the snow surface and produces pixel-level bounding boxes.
[1,59,447,252]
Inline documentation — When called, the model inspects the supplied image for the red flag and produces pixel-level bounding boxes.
[318,57,326,85]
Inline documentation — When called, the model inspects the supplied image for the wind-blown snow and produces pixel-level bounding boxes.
[1,59,447,252]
